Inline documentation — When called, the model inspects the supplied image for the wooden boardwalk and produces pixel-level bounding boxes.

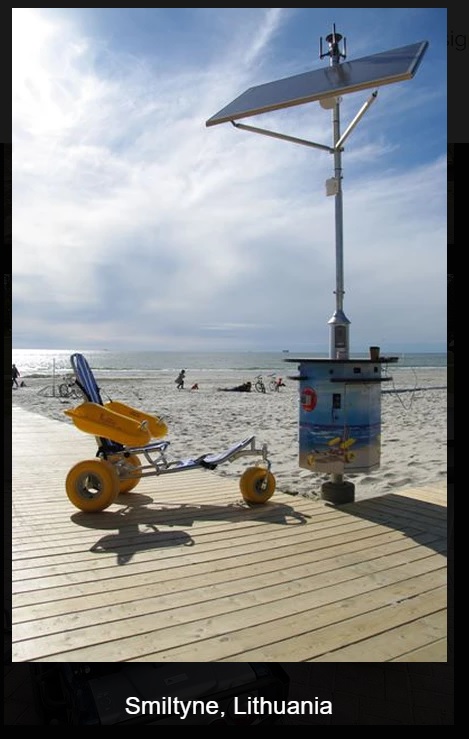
[12,407,447,662]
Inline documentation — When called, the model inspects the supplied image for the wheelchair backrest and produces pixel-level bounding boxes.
[71,353,104,405]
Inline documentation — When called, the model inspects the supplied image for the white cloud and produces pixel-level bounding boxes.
[12,8,446,351]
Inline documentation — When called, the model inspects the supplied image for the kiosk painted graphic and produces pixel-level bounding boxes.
[297,360,383,474]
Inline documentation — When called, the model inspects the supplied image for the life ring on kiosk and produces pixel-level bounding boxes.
[301,387,317,412]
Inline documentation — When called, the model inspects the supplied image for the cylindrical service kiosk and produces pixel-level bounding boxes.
[285,354,396,503]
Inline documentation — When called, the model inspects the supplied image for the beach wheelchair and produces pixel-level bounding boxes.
[63,353,276,512]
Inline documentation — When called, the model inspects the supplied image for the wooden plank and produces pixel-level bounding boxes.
[353,496,446,530]
[12,540,444,639]
[12,532,443,622]
[12,558,445,662]
[11,492,444,554]
[311,611,446,662]
[222,595,447,663]
[390,637,447,662]
[11,527,429,608]
[11,506,348,559]
[125,584,446,663]
[12,519,404,589]
[27,578,446,663]
[11,510,433,574]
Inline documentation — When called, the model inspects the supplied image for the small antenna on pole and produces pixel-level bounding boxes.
[320,23,347,64]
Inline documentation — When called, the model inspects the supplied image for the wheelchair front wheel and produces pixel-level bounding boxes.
[240,467,276,504]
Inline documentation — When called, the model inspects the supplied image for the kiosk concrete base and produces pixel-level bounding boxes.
[321,480,355,504]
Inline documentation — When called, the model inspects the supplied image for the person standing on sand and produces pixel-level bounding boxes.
[12,364,20,388]
[175,369,186,390]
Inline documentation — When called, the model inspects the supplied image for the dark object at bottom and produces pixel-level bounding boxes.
[29,663,289,725]
[321,480,355,504]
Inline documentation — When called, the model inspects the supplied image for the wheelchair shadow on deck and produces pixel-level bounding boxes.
[71,493,310,565]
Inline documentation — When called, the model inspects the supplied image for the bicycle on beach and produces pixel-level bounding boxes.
[254,375,267,393]
[269,375,286,392]
[255,374,286,393]
[59,374,83,399]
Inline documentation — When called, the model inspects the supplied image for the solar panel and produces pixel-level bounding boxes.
[206,41,428,127]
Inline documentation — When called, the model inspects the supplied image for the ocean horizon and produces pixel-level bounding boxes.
[13,348,447,380]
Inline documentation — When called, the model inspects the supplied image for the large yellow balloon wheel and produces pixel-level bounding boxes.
[109,453,142,493]
[65,459,119,512]
[239,466,276,504]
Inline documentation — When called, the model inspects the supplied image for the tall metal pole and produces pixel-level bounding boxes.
[320,26,350,488]
[322,26,351,361]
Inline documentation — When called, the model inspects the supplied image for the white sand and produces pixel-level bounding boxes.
[11,366,447,501]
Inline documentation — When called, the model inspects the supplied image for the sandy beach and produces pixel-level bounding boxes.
[11,365,447,501]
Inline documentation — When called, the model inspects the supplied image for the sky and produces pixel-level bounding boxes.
[12,7,447,353]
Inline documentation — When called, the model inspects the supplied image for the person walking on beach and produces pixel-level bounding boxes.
[12,364,20,388]
[175,369,186,390]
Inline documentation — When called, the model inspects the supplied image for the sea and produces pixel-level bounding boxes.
[13,349,447,380]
